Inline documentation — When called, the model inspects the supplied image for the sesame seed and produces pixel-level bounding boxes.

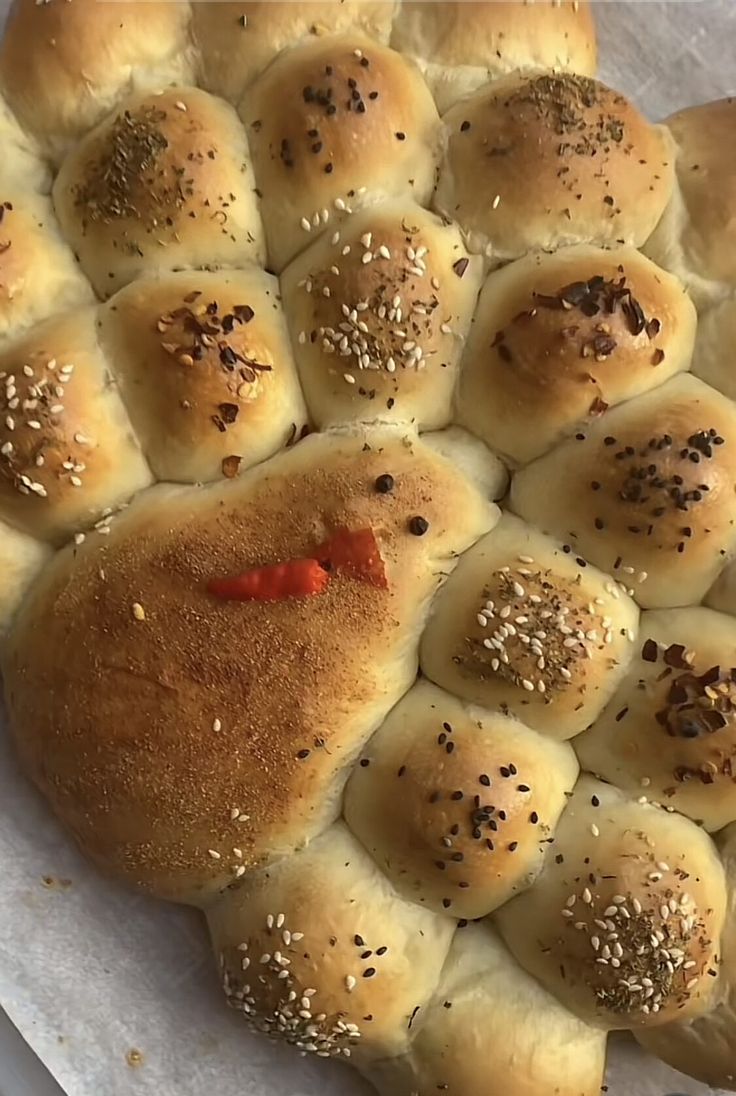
[131,602,146,621]
[207,849,221,860]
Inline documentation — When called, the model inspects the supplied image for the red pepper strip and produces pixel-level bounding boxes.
[207,557,329,602]
[316,527,388,589]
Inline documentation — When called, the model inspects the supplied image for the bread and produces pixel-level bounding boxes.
[644,98,736,311]
[367,923,607,1096]
[239,33,442,271]
[456,245,696,464]
[53,87,265,298]
[193,1,395,106]
[495,775,727,1029]
[97,268,308,484]
[434,72,675,265]
[4,4,736,1093]
[280,200,482,430]
[511,374,736,610]
[391,0,597,113]
[420,512,639,740]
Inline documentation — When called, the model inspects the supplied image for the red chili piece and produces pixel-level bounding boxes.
[317,527,388,588]
[207,557,329,602]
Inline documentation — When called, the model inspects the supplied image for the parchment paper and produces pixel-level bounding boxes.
[0,3,734,1094]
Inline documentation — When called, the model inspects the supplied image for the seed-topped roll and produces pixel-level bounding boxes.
[456,246,696,465]
[239,34,442,271]
[496,776,727,1029]
[435,72,675,265]
[53,87,265,298]
[421,513,639,740]
[511,375,736,610]
[281,201,482,429]
[345,679,579,919]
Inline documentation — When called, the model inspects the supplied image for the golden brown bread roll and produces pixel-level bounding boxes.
[207,820,455,1064]
[3,428,495,903]
[193,1,395,105]
[344,678,579,919]
[239,33,442,271]
[0,0,196,161]
[53,87,265,298]
[434,72,675,265]
[281,200,482,430]
[420,512,639,740]
[367,923,607,1096]
[576,607,736,832]
[495,776,727,1030]
[391,0,597,113]
[0,518,50,634]
[511,374,736,610]
[97,268,307,484]
[456,245,696,464]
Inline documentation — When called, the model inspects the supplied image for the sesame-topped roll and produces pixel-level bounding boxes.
[281,201,482,430]
[391,0,597,113]
[511,375,736,610]
[344,679,578,920]
[193,2,395,106]
[0,191,94,342]
[456,246,696,465]
[495,776,727,1030]
[98,269,307,484]
[0,0,196,162]
[577,607,736,833]
[434,73,675,265]
[53,87,265,299]
[207,821,455,1065]
[369,924,607,1096]
[239,34,442,271]
[0,308,152,544]
[420,513,639,741]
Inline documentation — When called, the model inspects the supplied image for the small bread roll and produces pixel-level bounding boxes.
[193,2,395,105]
[391,0,597,113]
[98,269,307,484]
[0,308,152,543]
[3,429,495,903]
[420,513,639,740]
[511,375,736,610]
[239,34,442,271]
[420,425,508,501]
[207,821,455,1065]
[0,519,50,635]
[435,73,675,265]
[706,556,736,619]
[53,87,265,298]
[0,0,196,161]
[0,191,94,342]
[367,924,607,1096]
[344,679,579,919]
[577,608,736,833]
[495,776,727,1029]
[635,822,736,1090]
[0,92,49,194]
[692,296,736,402]
[456,246,696,464]
[644,99,736,311]
[281,201,482,430]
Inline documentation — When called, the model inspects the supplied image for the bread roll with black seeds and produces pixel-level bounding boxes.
[421,512,639,740]
[193,1,395,105]
[344,679,578,919]
[456,245,696,465]
[239,34,442,271]
[0,0,196,161]
[577,607,736,833]
[367,923,607,1096]
[495,776,727,1030]
[435,72,675,265]
[511,374,736,610]
[207,820,455,1065]
[391,0,597,113]
[281,201,482,430]
[53,87,265,299]
[98,268,307,484]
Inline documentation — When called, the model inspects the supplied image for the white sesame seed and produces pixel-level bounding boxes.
[207,849,221,860]
[300,217,311,232]
[590,824,600,837]
[212,718,222,732]
[345,975,356,991]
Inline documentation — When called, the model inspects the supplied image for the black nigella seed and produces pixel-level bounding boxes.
[409,515,429,536]
[375,473,395,494]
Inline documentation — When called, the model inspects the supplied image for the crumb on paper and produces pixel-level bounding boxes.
[126,1048,144,1068]
[41,875,72,889]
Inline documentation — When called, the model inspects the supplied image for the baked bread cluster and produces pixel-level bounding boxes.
[0,2,735,1093]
